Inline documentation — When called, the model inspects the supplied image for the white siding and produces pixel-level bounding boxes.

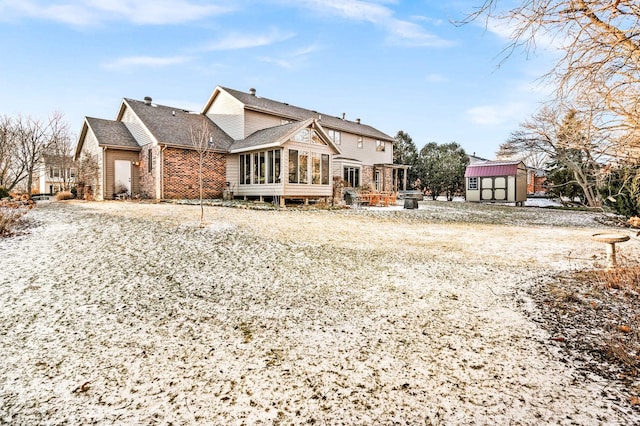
[121,106,155,146]
[245,110,285,137]
[338,133,393,165]
[226,153,240,194]
[206,91,245,140]
[79,128,105,200]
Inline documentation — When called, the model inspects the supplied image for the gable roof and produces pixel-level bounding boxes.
[74,117,140,160]
[205,86,395,143]
[229,118,341,154]
[121,98,234,151]
[464,161,525,178]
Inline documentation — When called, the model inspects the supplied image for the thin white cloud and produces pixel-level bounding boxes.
[484,16,560,51]
[290,0,453,47]
[197,28,295,51]
[467,102,527,126]
[425,73,448,83]
[0,0,232,26]
[259,44,321,71]
[103,55,193,70]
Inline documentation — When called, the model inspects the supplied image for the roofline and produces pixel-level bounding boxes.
[74,119,90,161]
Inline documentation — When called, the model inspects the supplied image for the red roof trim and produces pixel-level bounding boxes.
[465,162,523,178]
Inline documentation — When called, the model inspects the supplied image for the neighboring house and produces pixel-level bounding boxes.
[74,86,405,204]
[526,167,547,194]
[464,160,527,206]
[33,154,76,195]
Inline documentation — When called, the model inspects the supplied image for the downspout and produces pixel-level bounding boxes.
[160,144,167,199]
[102,146,107,200]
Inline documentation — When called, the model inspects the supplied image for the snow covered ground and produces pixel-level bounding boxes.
[0,200,638,424]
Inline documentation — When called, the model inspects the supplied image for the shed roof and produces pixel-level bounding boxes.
[464,161,524,178]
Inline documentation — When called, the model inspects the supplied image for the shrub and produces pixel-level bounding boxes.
[0,206,25,237]
[55,191,74,201]
[0,187,9,199]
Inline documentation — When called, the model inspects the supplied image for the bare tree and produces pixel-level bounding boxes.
[505,104,606,206]
[75,153,100,200]
[45,112,76,191]
[13,115,52,196]
[0,115,25,191]
[189,120,214,226]
[462,0,640,156]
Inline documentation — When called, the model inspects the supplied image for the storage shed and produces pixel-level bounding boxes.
[464,161,527,206]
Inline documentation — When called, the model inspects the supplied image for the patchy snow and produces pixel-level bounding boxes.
[0,200,638,424]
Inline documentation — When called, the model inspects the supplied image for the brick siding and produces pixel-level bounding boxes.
[162,148,227,199]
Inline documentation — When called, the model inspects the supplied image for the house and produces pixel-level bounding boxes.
[464,160,527,206]
[31,154,76,195]
[74,86,406,204]
[526,167,547,195]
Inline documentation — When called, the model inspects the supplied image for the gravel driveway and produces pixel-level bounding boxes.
[0,200,637,424]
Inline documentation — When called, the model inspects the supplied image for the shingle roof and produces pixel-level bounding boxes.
[464,161,524,178]
[86,117,140,149]
[123,98,234,151]
[230,120,311,152]
[219,87,395,142]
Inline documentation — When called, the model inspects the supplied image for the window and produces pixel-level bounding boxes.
[321,154,329,185]
[299,151,309,184]
[376,140,385,152]
[344,167,360,187]
[468,177,478,190]
[69,168,76,179]
[357,137,363,149]
[312,153,321,184]
[289,149,298,183]
[258,152,266,184]
[148,149,153,173]
[288,149,328,185]
[327,129,341,145]
[293,128,310,143]
[241,150,281,185]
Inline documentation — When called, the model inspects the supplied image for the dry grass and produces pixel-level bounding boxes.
[0,198,34,237]
[54,191,74,201]
[594,265,640,292]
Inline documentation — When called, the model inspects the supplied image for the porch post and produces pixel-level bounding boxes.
[402,167,407,191]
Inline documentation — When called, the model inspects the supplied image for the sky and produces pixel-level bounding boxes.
[0,0,557,159]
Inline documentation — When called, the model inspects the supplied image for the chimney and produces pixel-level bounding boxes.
[144,96,152,105]
[249,88,256,96]
[342,112,345,120]
[356,118,361,124]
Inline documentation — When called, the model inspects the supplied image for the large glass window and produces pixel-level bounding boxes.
[253,153,259,184]
[288,149,329,185]
[241,150,281,185]
[274,150,281,183]
[289,149,298,183]
[344,167,360,187]
[312,153,321,184]
[376,140,385,152]
[299,151,309,184]
[321,154,329,185]
[258,152,265,184]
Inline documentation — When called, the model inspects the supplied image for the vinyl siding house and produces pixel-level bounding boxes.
[464,160,527,205]
[74,86,401,204]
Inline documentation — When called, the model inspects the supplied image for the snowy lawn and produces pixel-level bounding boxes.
[0,200,638,424]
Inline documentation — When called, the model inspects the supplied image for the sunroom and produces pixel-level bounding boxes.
[226,119,340,205]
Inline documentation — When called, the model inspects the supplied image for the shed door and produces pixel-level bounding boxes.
[114,160,131,195]
[480,176,507,201]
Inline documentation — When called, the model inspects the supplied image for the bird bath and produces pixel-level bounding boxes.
[592,233,630,269]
